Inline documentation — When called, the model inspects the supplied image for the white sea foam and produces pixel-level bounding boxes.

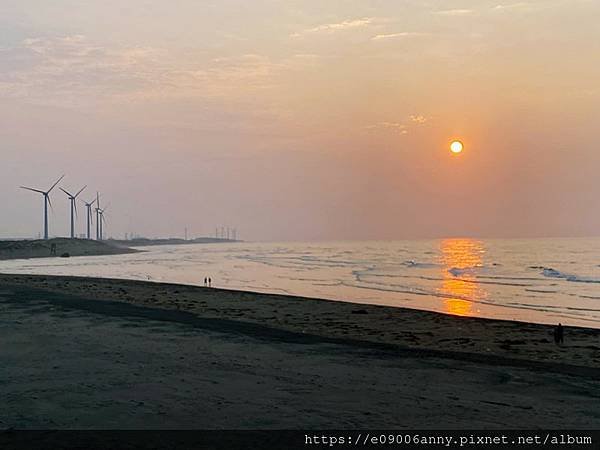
[540,267,600,284]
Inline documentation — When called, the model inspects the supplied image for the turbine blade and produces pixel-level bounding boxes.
[74,185,87,198]
[47,174,65,194]
[47,195,54,212]
[20,186,45,194]
[74,200,78,218]
[59,187,73,197]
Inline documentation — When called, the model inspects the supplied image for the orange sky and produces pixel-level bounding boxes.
[1,0,599,240]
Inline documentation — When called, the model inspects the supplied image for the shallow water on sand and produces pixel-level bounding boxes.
[1,238,599,327]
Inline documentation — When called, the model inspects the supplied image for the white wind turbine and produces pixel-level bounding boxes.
[60,185,86,238]
[20,175,65,240]
[82,197,97,239]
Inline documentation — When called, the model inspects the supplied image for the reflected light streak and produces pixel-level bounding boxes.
[438,238,488,317]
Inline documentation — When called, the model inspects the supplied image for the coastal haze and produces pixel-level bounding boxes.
[2,0,600,241]
[2,1,600,436]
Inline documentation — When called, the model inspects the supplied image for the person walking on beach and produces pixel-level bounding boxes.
[204,277,207,287]
[554,323,564,345]
[208,277,212,287]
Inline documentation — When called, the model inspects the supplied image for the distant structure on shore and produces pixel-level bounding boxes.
[60,185,86,239]
[98,205,107,241]
[109,236,241,247]
[215,226,238,240]
[95,192,101,240]
[20,176,109,242]
[20,175,65,240]
[82,197,97,240]
[19,177,240,244]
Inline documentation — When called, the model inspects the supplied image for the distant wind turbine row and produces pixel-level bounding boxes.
[20,175,109,240]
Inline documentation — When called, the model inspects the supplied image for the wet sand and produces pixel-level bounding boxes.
[0,273,599,428]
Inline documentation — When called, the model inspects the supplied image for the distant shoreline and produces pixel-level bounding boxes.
[1,272,598,377]
[0,238,137,261]
[108,237,240,247]
[0,236,242,261]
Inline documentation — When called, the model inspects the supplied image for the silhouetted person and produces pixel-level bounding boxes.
[554,323,564,345]
[50,243,56,256]
[208,277,212,287]
[204,277,207,287]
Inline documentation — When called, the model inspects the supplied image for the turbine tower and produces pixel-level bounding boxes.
[95,192,101,240]
[20,175,65,240]
[60,185,86,238]
[82,197,97,239]
[97,205,108,240]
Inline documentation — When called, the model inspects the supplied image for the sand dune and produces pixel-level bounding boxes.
[0,238,137,260]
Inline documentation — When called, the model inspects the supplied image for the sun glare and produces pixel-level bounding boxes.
[450,140,463,154]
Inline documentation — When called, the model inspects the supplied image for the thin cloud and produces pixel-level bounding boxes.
[365,122,408,135]
[371,32,426,41]
[493,2,532,11]
[291,18,375,38]
[434,9,473,16]
[366,114,429,135]
[410,115,428,124]
[0,36,286,107]
[0,35,163,104]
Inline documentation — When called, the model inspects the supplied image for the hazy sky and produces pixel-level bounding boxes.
[1,0,599,241]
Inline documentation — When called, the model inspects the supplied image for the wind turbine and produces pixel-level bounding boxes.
[20,175,65,240]
[98,204,109,240]
[60,185,86,238]
[95,192,101,240]
[82,197,97,239]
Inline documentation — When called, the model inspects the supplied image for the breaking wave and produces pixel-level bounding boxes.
[540,267,600,284]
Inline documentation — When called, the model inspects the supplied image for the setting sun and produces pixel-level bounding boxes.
[450,140,464,154]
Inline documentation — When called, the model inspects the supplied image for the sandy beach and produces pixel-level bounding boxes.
[0,273,599,429]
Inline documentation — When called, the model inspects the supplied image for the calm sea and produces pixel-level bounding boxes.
[1,238,599,328]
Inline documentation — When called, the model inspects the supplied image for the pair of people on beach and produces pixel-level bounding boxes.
[203,277,212,287]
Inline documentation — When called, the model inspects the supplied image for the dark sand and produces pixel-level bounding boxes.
[0,274,599,428]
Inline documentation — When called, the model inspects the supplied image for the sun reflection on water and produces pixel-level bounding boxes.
[438,238,488,317]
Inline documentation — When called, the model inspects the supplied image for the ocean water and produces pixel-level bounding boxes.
[1,238,599,328]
